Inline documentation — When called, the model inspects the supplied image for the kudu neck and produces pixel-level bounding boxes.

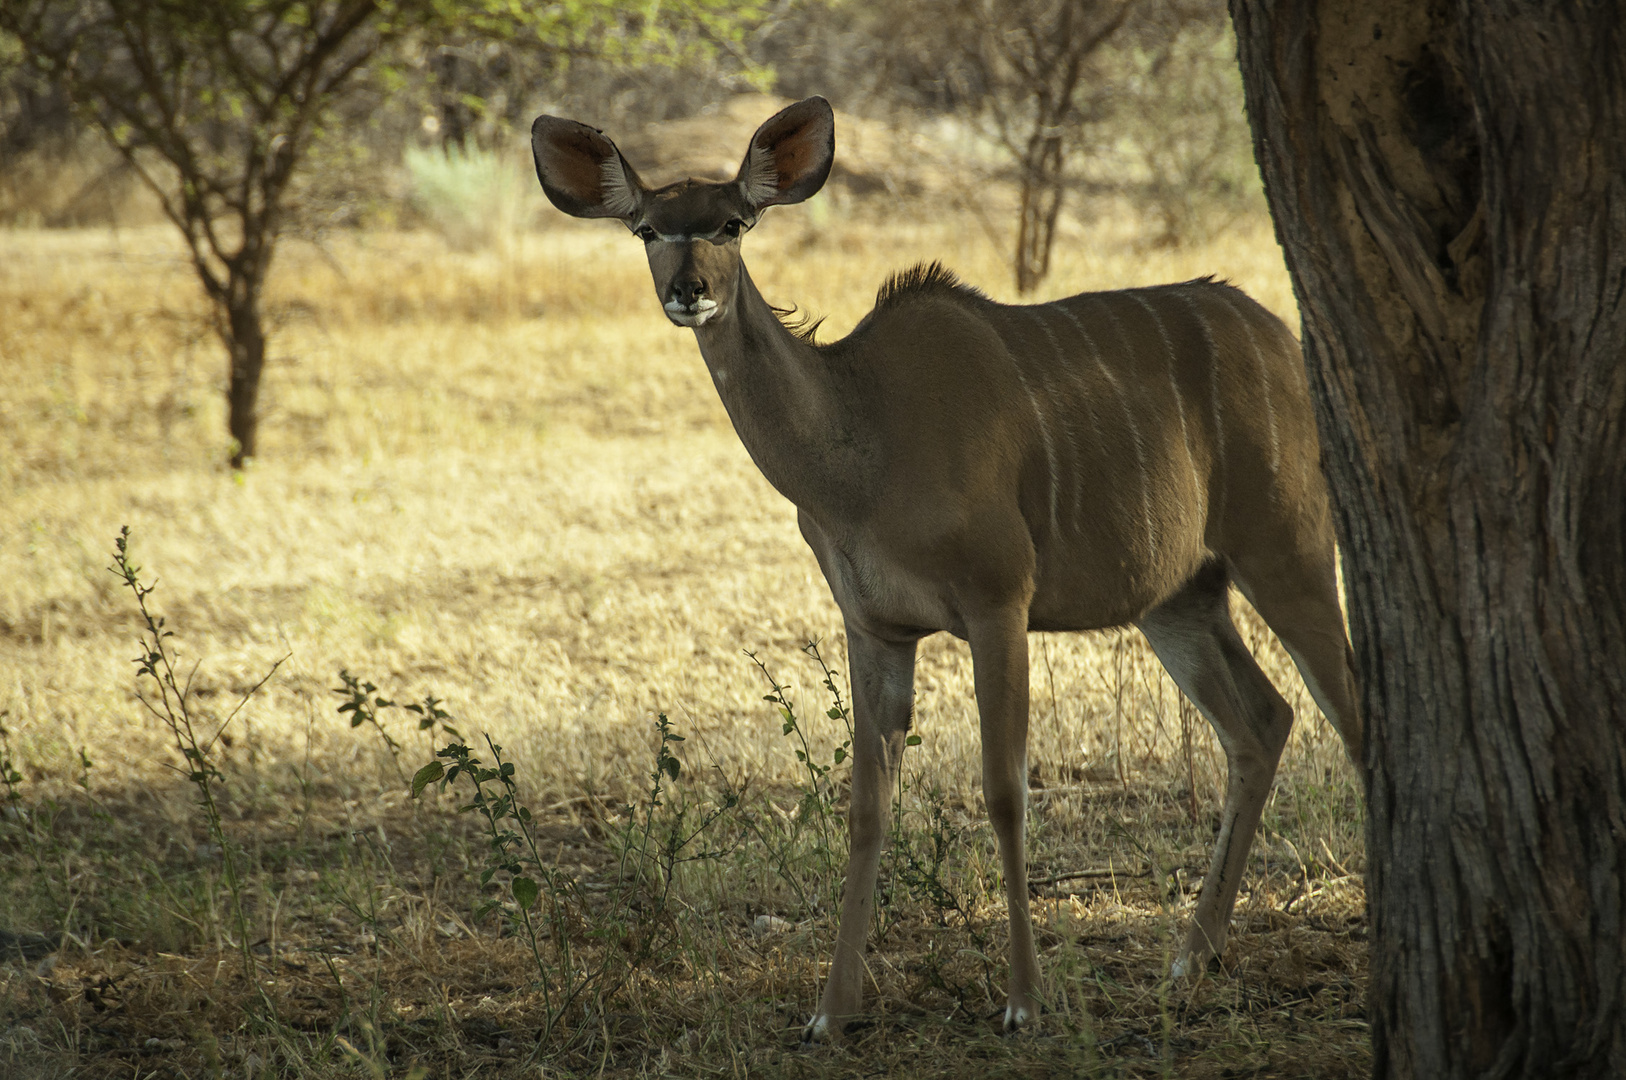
[691,265,873,520]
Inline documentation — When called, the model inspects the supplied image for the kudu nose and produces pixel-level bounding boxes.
[662,271,720,327]
[671,277,709,306]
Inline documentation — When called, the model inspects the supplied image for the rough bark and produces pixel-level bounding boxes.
[1230,1,1626,1077]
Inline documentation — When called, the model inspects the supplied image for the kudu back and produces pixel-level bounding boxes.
[530,96,1363,1039]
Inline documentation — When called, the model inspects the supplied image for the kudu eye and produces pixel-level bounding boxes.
[722,219,745,238]
[634,224,657,243]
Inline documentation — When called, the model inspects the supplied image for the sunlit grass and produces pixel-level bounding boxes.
[0,201,1366,1077]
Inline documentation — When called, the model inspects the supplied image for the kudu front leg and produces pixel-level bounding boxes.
[806,627,917,1042]
[967,608,1042,1030]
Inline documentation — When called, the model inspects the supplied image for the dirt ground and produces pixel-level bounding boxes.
[0,194,1367,1077]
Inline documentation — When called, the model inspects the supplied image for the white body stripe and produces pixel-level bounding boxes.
[1010,353,1063,538]
[1180,291,1226,529]
[1028,307,1102,534]
[1130,293,1206,528]
[1054,300,1158,559]
[1212,288,1280,479]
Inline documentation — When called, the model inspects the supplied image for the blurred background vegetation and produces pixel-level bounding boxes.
[0,8,1376,1075]
[1,0,1263,465]
[0,0,1258,251]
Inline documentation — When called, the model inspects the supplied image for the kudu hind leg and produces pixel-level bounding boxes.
[806,627,917,1042]
[1229,553,1364,767]
[1136,562,1293,977]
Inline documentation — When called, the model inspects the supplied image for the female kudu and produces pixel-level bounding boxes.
[529,96,1363,1039]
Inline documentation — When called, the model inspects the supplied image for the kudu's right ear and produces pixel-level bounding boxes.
[530,116,646,221]
[737,96,835,211]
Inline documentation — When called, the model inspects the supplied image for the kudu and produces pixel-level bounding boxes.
[530,96,1363,1038]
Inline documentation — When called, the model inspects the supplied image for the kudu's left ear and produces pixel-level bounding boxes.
[737,96,835,211]
[530,115,646,221]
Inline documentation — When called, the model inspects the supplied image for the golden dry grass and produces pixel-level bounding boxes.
[0,199,1366,1078]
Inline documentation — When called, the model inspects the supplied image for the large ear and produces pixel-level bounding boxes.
[736,97,835,211]
[530,115,646,220]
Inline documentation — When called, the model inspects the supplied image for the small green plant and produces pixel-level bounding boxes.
[110,526,284,987]
[0,719,59,915]
[405,705,735,1051]
[0,720,32,839]
[333,669,464,778]
[733,644,864,926]
[413,735,576,1027]
[882,774,996,1008]
[745,642,855,850]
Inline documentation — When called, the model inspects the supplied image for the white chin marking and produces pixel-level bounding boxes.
[663,298,718,327]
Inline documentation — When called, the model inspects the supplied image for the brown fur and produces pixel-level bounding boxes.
[531,96,1365,1040]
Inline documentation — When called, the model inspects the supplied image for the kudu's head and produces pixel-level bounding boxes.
[531,97,834,328]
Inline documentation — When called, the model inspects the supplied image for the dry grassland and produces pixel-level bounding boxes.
[0,199,1367,1078]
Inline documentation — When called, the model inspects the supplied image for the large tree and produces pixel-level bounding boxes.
[1231,1,1625,1077]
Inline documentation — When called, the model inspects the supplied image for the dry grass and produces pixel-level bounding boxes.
[0,198,1366,1078]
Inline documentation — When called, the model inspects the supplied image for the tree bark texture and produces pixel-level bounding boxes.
[1231,2,1626,1077]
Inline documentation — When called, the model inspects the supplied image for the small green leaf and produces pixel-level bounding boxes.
[662,757,681,780]
[905,734,922,746]
[827,708,842,720]
[512,876,539,911]
[411,761,444,798]
[833,747,846,764]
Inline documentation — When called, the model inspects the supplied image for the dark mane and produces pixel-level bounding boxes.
[874,261,987,308]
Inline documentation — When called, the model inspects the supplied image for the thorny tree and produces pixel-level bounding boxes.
[927,0,1231,292]
[0,0,387,468]
[1232,1,1626,1076]
[942,0,1132,293]
[0,0,763,468]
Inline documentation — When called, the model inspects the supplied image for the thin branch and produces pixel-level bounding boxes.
[1028,866,1153,888]
[204,652,292,754]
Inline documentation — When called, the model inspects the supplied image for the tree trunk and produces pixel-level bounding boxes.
[223,279,267,470]
[1014,132,1065,294]
[1231,2,1626,1077]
